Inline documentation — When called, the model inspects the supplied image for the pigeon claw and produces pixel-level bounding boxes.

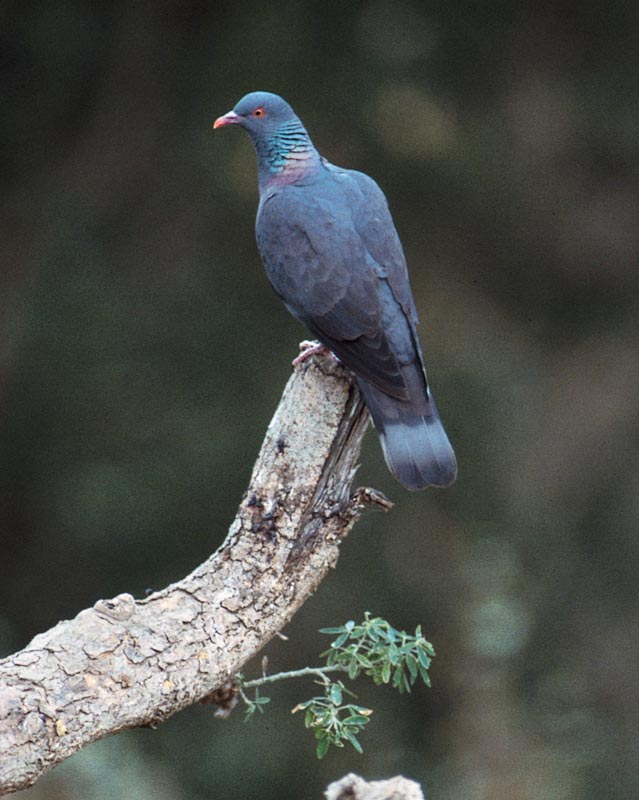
[292,340,338,367]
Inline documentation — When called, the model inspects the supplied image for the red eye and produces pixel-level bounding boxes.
[252,107,265,117]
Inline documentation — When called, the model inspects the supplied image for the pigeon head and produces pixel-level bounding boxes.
[214,91,321,189]
[214,91,297,135]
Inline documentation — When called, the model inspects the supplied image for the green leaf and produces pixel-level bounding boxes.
[345,730,364,754]
[316,736,330,760]
[406,655,418,680]
[367,623,382,642]
[331,631,350,649]
[314,708,330,728]
[344,714,370,726]
[381,660,391,684]
[321,648,337,665]
[417,647,432,669]
[421,639,436,656]
[391,664,402,686]
[330,683,343,705]
[418,665,432,687]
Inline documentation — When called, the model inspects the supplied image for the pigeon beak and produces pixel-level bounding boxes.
[213,111,241,129]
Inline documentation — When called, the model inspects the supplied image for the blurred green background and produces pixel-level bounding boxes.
[1,1,638,798]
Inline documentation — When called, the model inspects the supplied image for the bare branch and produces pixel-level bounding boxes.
[0,355,381,795]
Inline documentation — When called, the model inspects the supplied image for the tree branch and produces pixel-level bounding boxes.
[0,355,387,795]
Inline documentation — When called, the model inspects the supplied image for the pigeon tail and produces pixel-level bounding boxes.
[358,380,457,491]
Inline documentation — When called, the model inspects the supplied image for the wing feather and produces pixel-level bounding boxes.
[255,168,425,400]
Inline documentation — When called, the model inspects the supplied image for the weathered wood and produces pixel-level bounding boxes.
[0,355,379,795]
[325,773,425,800]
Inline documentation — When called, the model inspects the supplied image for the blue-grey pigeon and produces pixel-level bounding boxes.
[214,91,456,490]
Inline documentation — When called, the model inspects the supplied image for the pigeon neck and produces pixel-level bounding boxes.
[256,121,321,190]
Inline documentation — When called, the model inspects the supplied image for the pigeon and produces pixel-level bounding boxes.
[214,91,456,490]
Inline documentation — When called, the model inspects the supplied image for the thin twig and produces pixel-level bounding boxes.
[242,664,347,689]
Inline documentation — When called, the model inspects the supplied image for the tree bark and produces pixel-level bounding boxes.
[0,355,388,795]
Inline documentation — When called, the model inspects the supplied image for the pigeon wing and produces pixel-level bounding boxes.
[256,180,411,399]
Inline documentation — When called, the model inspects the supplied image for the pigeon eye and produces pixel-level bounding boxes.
[252,107,265,117]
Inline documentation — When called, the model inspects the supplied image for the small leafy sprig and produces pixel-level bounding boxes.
[292,679,372,758]
[236,613,435,758]
[320,612,435,693]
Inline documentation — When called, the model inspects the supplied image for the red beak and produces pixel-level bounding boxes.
[213,110,241,130]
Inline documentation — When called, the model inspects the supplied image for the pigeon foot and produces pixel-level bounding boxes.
[292,340,339,367]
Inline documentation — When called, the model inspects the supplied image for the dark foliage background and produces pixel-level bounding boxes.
[1,1,638,798]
